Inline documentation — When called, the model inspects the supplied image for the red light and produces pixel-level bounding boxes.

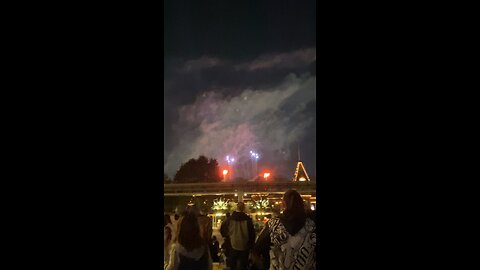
[223,170,229,175]
[263,172,270,179]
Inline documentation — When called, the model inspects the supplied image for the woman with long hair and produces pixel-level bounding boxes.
[165,211,212,270]
[252,189,316,270]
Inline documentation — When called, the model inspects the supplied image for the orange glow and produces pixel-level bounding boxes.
[223,169,229,175]
[263,172,270,179]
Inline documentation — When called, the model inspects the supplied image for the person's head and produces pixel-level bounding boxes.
[237,202,245,212]
[164,214,172,227]
[199,203,210,216]
[188,205,200,216]
[282,189,306,218]
[174,214,179,221]
[212,235,217,241]
[176,212,204,251]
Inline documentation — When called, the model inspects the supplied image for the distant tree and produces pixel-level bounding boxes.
[174,156,222,183]
[206,158,221,182]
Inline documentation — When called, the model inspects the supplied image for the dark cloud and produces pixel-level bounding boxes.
[164,0,316,60]
[235,48,316,71]
[180,56,224,72]
[165,48,316,101]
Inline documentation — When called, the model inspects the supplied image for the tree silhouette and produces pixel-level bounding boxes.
[174,156,222,183]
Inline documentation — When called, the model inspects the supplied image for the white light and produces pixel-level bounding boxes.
[235,193,238,196]
[310,205,315,210]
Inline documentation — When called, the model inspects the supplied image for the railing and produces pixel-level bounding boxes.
[164,181,316,196]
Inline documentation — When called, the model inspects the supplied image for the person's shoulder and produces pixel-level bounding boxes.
[267,217,280,227]
[243,212,254,222]
[306,210,316,219]
[306,217,315,225]
[269,217,280,222]
[230,211,241,219]
[303,217,316,233]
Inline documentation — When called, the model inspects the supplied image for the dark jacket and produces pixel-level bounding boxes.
[209,239,220,262]
[220,211,255,251]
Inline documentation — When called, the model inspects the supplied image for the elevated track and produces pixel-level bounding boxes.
[164,181,316,196]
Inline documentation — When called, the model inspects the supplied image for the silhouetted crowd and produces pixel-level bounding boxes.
[164,189,316,270]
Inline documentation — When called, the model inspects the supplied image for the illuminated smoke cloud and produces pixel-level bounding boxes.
[164,73,316,178]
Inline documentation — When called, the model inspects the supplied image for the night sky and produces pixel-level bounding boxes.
[164,0,316,180]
